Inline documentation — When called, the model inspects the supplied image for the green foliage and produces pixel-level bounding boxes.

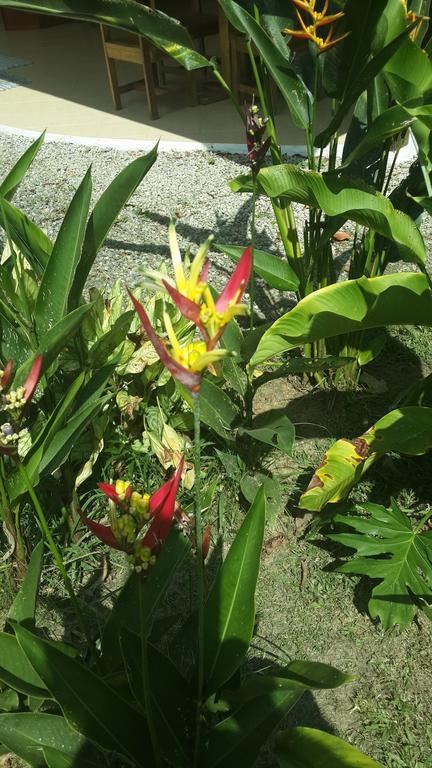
[275,727,384,767]
[251,273,432,365]
[328,500,432,629]
[300,406,432,511]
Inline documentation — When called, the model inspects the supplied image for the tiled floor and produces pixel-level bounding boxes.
[0,20,334,148]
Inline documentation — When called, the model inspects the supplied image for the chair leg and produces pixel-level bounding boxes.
[139,37,159,120]
[100,25,122,110]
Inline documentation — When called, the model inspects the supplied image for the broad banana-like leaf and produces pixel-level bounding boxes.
[275,727,384,767]
[300,406,432,512]
[250,273,432,366]
[218,0,311,129]
[0,0,207,70]
[230,165,426,267]
[329,500,432,629]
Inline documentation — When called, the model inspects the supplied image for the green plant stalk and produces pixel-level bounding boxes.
[245,39,304,289]
[0,458,26,570]
[16,461,94,654]
[193,393,204,767]
[249,181,257,331]
[140,589,161,768]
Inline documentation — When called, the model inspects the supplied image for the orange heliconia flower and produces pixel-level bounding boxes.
[284,0,350,54]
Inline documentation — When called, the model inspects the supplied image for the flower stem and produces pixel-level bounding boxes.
[250,181,257,332]
[17,461,94,656]
[140,586,161,767]
[193,393,205,766]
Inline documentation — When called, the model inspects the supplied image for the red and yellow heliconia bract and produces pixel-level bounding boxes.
[0,355,43,455]
[80,459,184,571]
[284,0,349,54]
[128,226,252,393]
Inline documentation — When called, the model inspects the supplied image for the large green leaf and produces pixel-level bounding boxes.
[218,0,311,129]
[0,0,207,69]
[317,22,416,147]
[300,406,432,512]
[0,633,47,698]
[14,624,151,765]
[340,103,419,170]
[329,500,432,629]
[217,243,300,292]
[275,727,384,767]
[0,713,103,768]
[0,131,45,202]
[7,541,44,627]
[35,168,92,336]
[231,166,426,267]
[203,486,266,694]
[238,412,295,456]
[251,273,432,365]
[322,0,390,100]
[384,35,432,104]
[205,662,352,768]
[70,145,158,307]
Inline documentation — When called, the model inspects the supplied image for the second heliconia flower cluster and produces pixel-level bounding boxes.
[81,461,184,572]
[128,223,252,394]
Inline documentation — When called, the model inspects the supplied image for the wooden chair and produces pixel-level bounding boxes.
[100,0,218,120]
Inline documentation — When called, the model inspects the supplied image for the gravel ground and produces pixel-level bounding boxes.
[0,132,429,318]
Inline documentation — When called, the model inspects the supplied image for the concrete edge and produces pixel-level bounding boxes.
[0,122,418,163]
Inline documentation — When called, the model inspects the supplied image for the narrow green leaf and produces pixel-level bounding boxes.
[203,486,266,693]
[87,310,134,368]
[218,0,311,128]
[317,23,417,147]
[35,169,92,336]
[251,273,432,365]
[217,244,300,292]
[275,727,384,767]
[14,624,151,765]
[8,541,44,627]
[13,304,93,387]
[0,131,45,201]
[102,529,191,670]
[38,394,112,476]
[0,197,52,272]
[70,145,158,306]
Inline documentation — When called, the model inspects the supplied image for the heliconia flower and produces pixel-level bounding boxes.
[284,0,349,54]
[164,245,252,349]
[244,104,271,175]
[81,460,184,571]
[128,289,230,393]
[169,222,213,304]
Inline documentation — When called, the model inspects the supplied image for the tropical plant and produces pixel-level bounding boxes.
[327,499,432,630]
[0,135,158,569]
